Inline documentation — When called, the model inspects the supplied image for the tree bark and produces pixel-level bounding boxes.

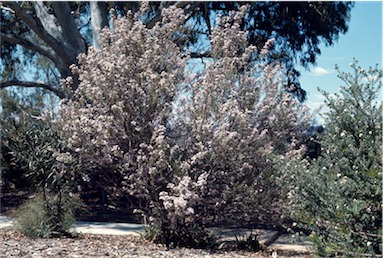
[2,2,87,94]
[0,80,67,99]
[90,2,109,49]
[52,2,86,56]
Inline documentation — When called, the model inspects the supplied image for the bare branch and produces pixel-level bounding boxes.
[3,2,72,66]
[0,5,15,13]
[189,51,211,59]
[0,32,66,72]
[201,2,212,34]
[1,79,66,99]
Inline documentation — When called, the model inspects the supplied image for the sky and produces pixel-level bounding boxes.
[299,1,383,124]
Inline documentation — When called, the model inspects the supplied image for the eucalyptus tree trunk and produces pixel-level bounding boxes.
[1,1,110,98]
[0,1,190,98]
[90,2,109,50]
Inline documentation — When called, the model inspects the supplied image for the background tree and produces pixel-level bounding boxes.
[0,87,80,238]
[1,1,354,100]
[0,88,56,189]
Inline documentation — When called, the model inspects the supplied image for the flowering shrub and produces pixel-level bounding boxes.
[127,125,213,247]
[59,5,312,246]
[173,7,311,226]
[58,6,187,202]
[288,61,382,256]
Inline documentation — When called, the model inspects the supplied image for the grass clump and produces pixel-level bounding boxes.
[13,190,80,238]
[235,232,263,252]
[142,223,217,249]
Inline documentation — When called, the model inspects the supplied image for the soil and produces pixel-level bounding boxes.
[0,229,270,258]
[0,229,314,258]
[0,189,313,257]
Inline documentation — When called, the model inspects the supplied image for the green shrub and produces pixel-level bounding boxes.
[288,60,382,256]
[0,89,49,190]
[0,91,83,238]
[13,190,80,238]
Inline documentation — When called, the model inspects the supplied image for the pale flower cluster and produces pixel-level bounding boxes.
[59,6,186,171]
[159,176,199,217]
[171,5,311,222]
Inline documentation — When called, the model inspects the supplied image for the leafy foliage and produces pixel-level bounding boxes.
[13,191,80,238]
[0,88,80,238]
[289,61,382,256]
[235,232,262,252]
[0,90,74,192]
[0,88,57,189]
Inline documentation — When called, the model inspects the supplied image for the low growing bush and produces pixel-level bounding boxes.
[13,190,80,238]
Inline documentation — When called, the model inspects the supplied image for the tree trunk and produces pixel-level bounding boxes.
[2,2,86,95]
[90,2,109,50]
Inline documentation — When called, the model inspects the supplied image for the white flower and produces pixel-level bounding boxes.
[196,172,208,187]
[185,207,194,215]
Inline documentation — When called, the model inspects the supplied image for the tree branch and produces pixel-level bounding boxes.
[51,2,85,54]
[1,79,66,99]
[201,2,212,34]
[0,32,66,72]
[189,51,212,59]
[32,1,64,42]
[0,5,15,13]
[3,2,72,67]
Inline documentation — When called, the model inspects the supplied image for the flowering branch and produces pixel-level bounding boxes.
[146,1,191,29]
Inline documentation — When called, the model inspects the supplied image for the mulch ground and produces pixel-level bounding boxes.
[0,189,312,257]
[1,229,279,258]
